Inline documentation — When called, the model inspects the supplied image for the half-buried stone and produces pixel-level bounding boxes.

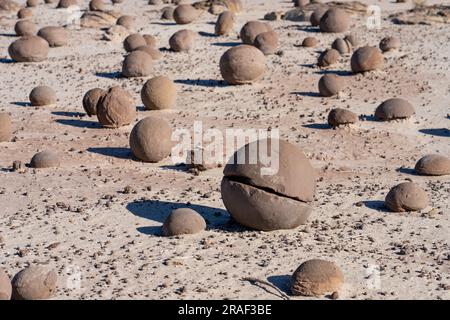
[385,182,428,212]
[374,98,415,121]
[30,151,60,168]
[327,108,358,128]
[415,154,450,176]
[221,139,316,231]
[162,208,206,236]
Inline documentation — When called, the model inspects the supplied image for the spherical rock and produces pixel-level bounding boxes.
[122,50,153,78]
[291,259,344,296]
[26,0,39,7]
[318,74,344,97]
[254,30,279,55]
[161,6,174,20]
[37,26,68,47]
[302,36,317,47]
[319,8,350,33]
[317,48,340,67]
[350,46,384,73]
[219,44,266,85]
[97,86,136,128]
[18,8,33,19]
[15,20,37,36]
[57,0,78,8]
[343,34,358,47]
[415,154,450,176]
[29,86,56,106]
[215,11,235,36]
[143,34,157,47]
[135,45,162,60]
[169,29,197,52]
[173,4,199,24]
[117,15,134,30]
[11,266,57,300]
[162,208,206,236]
[310,7,328,26]
[328,108,358,127]
[8,36,49,62]
[221,139,316,231]
[89,0,105,11]
[123,33,147,52]
[374,98,415,121]
[129,116,172,162]
[239,20,272,45]
[379,36,400,52]
[0,113,12,143]
[385,182,428,212]
[148,0,162,4]
[141,76,176,110]
[30,151,60,168]
[82,88,106,116]
[0,268,12,300]
[331,38,351,55]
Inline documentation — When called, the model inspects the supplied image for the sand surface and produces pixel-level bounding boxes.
[0,0,449,299]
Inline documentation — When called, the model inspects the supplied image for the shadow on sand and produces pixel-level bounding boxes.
[126,200,232,236]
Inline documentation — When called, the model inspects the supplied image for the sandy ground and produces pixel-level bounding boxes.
[0,0,449,299]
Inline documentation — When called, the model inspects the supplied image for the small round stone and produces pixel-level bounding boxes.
[302,37,317,47]
[18,8,33,19]
[327,108,358,127]
[129,116,173,162]
[162,208,206,236]
[385,182,428,212]
[122,50,153,78]
[318,74,344,97]
[8,36,49,62]
[30,151,60,168]
[96,86,136,128]
[379,36,400,52]
[414,154,450,176]
[37,26,68,47]
[123,33,147,52]
[29,86,56,106]
[331,38,351,55]
[374,98,415,121]
[141,76,177,110]
[317,48,340,67]
[239,20,272,45]
[319,8,350,33]
[11,266,57,300]
[117,15,134,30]
[82,88,106,116]
[15,20,37,36]
[291,259,344,296]
[169,29,197,52]
[254,30,279,55]
[351,46,384,73]
[173,4,199,24]
[219,44,266,85]
[310,7,328,26]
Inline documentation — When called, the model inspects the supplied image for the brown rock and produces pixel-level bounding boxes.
[169,29,197,52]
[385,182,428,212]
[11,266,57,300]
[122,50,153,78]
[162,208,206,236]
[351,46,384,73]
[318,74,344,97]
[318,48,340,67]
[219,44,266,85]
[37,26,68,47]
[327,108,358,127]
[379,36,400,52]
[8,36,49,62]
[254,30,279,55]
[82,88,106,116]
[123,33,147,52]
[129,116,172,162]
[415,154,450,176]
[215,11,235,36]
[319,8,350,33]
[302,36,317,47]
[0,268,12,300]
[30,151,60,168]
[239,21,272,45]
[173,4,199,24]
[291,259,344,296]
[29,86,56,106]
[374,98,415,121]
[141,76,176,110]
[97,86,136,128]
[14,19,37,36]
